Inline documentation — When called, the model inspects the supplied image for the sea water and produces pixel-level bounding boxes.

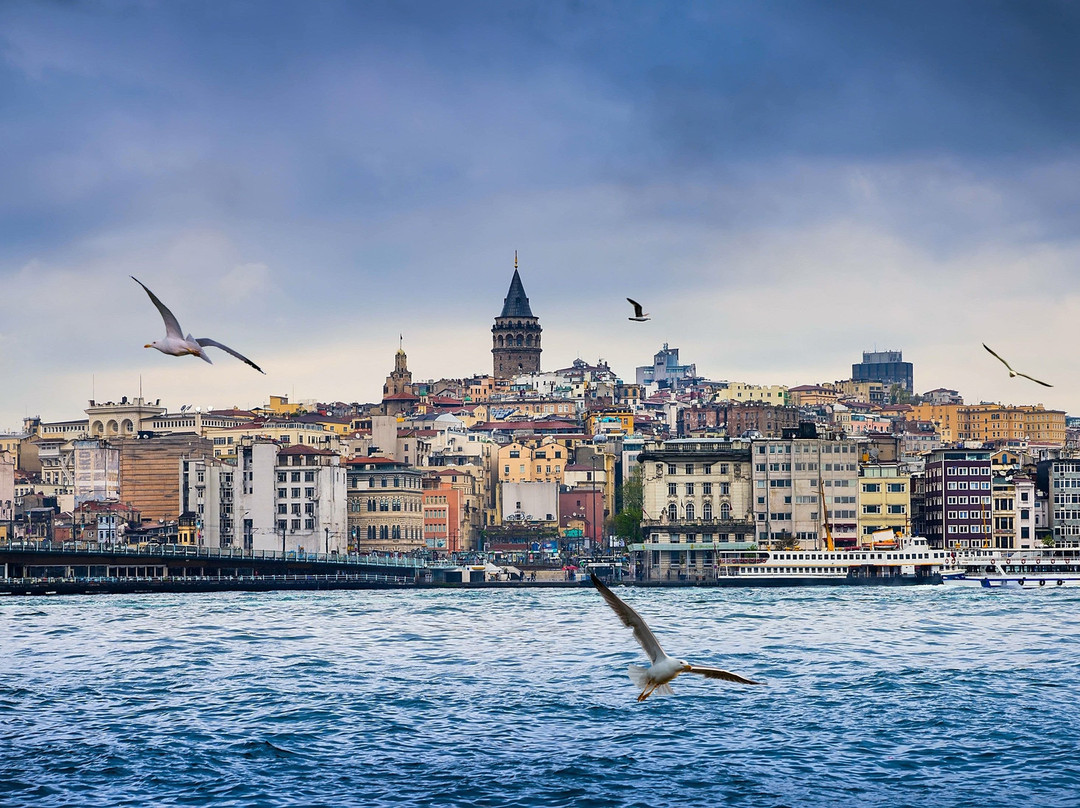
[2,585,1079,808]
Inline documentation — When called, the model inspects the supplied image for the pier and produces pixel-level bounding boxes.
[0,538,424,594]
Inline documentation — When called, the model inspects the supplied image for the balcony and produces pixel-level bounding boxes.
[642,517,755,530]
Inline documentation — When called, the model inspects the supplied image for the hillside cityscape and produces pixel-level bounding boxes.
[2,267,1078,580]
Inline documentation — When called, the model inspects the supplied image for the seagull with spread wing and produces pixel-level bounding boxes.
[626,298,650,321]
[591,573,761,701]
[132,276,265,374]
[982,343,1051,387]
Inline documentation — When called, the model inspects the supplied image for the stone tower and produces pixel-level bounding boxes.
[492,255,542,379]
[383,340,415,397]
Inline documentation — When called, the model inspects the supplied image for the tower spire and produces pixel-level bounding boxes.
[514,250,518,270]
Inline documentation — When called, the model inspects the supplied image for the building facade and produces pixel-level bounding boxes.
[851,350,913,395]
[346,457,425,553]
[857,463,910,539]
[751,434,861,550]
[635,439,756,580]
[923,448,992,550]
[1049,460,1080,547]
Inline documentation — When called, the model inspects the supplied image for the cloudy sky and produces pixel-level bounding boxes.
[2,0,1078,428]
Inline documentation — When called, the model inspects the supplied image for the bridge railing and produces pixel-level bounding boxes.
[0,538,425,568]
[0,572,414,585]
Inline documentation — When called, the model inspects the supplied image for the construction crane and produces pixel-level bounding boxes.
[818,477,835,552]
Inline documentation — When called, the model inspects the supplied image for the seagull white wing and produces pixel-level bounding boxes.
[626,298,645,318]
[195,338,266,374]
[591,573,665,663]
[1016,372,1052,388]
[686,665,762,686]
[132,276,184,339]
[982,343,1014,373]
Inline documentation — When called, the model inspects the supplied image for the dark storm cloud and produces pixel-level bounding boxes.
[1,1,1079,424]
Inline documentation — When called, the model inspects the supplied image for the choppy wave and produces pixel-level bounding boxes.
[2,586,1080,807]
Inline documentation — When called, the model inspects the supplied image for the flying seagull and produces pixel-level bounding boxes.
[626,298,650,321]
[590,573,761,701]
[132,276,266,374]
[982,344,1051,388]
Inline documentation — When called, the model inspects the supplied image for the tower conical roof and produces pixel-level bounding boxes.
[499,269,534,318]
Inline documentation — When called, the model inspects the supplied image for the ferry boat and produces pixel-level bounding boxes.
[704,534,946,587]
[941,552,1080,589]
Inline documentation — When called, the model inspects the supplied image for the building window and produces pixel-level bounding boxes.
[668,483,677,496]
[685,503,695,521]
[668,503,678,521]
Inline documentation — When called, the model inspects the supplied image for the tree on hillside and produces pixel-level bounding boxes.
[613,465,643,543]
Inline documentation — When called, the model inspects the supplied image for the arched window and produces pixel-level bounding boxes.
[367,499,376,511]
[367,525,376,539]
[379,525,389,540]
[703,502,713,521]
[720,502,731,521]
[516,335,523,346]
[685,503,695,521]
[668,502,678,521]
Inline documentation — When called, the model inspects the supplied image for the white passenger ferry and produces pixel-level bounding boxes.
[708,534,946,586]
[941,549,1080,589]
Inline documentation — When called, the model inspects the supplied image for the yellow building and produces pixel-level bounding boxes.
[497,440,568,486]
[909,403,1065,445]
[204,422,340,461]
[830,379,886,404]
[585,409,633,437]
[253,395,304,418]
[857,463,911,542]
[787,385,839,407]
[714,383,789,405]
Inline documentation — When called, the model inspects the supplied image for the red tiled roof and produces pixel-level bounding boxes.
[345,455,402,466]
[278,444,337,456]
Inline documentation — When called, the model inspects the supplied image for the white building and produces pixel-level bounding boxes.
[0,451,14,535]
[73,439,121,505]
[1049,460,1080,547]
[751,434,861,550]
[233,440,348,554]
[180,456,237,548]
[500,481,558,524]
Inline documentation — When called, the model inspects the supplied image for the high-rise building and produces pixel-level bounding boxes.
[492,256,542,379]
[636,343,697,389]
[852,350,913,395]
[1049,460,1080,547]
[923,448,992,549]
